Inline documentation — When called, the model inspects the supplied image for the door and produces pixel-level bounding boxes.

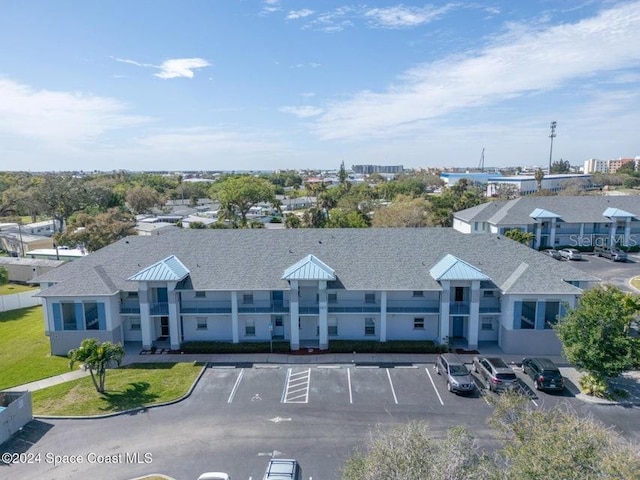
[271,291,284,309]
[273,315,284,339]
[452,316,464,338]
[299,317,318,340]
[160,317,170,337]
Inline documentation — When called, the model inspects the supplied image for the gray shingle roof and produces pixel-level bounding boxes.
[455,195,640,226]
[33,228,598,297]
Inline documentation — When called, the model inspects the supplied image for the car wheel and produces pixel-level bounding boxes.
[474,364,478,373]
[485,379,491,391]
[534,380,541,391]
[436,365,441,375]
[447,382,452,392]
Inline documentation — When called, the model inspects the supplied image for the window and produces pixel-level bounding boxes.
[130,318,141,331]
[412,291,424,297]
[195,291,206,298]
[62,303,77,331]
[84,302,99,330]
[245,319,255,336]
[481,318,493,330]
[544,301,560,329]
[328,293,338,304]
[454,287,464,302]
[365,293,375,304]
[520,301,536,329]
[196,317,208,330]
[328,317,338,336]
[243,293,254,304]
[127,291,139,298]
[365,317,375,336]
[274,316,283,327]
[414,318,424,330]
[483,290,494,297]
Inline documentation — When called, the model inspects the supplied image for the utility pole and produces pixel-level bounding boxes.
[548,121,557,173]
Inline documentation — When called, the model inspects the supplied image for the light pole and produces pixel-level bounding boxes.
[548,121,557,173]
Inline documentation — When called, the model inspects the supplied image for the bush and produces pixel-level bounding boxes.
[181,341,291,354]
[579,373,608,397]
[180,340,446,354]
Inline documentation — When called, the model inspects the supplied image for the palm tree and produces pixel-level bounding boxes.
[0,266,8,286]
[535,168,545,192]
[68,338,125,393]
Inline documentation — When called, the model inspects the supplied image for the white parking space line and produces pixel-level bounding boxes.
[347,368,353,404]
[227,368,245,403]
[282,368,311,403]
[386,369,399,404]
[425,367,444,405]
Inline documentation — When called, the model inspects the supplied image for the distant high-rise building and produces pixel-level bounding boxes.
[351,164,404,174]
[583,157,636,174]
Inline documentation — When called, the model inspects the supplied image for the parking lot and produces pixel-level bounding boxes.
[558,252,640,292]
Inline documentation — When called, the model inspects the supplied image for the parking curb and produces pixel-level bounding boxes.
[34,361,209,420]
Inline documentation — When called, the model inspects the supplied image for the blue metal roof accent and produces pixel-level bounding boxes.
[282,254,336,281]
[128,255,190,282]
[603,207,636,218]
[529,208,561,219]
[430,254,490,281]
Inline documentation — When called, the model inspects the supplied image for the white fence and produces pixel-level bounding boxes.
[0,289,41,312]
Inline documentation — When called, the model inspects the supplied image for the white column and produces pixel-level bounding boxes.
[380,291,387,343]
[439,281,450,344]
[289,281,300,350]
[550,218,557,247]
[624,217,631,246]
[168,286,180,350]
[231,291,239,343]
[139,284,152,349]
[468,280,480,349]
[534,220,542,249]
[318,281,328,350]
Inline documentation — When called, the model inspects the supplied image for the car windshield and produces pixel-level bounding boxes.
[449,365,468,376]
[543,370,562,378]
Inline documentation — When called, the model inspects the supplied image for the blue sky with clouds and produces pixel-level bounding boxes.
[1,1,639,172]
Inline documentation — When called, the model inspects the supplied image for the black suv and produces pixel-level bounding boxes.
[522,357,565,391]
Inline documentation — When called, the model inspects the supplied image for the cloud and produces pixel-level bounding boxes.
[279,106,324,118]
[154,58,211,79]
[0,77,149,148]
[261,0,281,15]
[112,56,210,79]
[287,9,314,20]
[312,2,640,140]
[364,4,457,28]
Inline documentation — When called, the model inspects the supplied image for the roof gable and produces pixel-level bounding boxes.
[282,254,336,281]
[603,207,636,218]
[430,254,490,281]
[128,255,190,282]
[529,208,561,219]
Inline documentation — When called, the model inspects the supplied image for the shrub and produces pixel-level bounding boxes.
[579,373,608,397]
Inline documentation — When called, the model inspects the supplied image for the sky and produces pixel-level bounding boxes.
[1,0,640,172]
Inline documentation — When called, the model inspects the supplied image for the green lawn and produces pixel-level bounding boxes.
[32,363,202,416]
[0,306,69,390]
[0,283,37,295]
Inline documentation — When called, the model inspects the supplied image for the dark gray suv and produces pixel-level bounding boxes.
[435,353,475,394]
[522,357,565,391]
[472,356,518,392]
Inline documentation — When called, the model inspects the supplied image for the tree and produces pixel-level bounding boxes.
[555,285,640,385]
[341,421,492,480]
[326,209,370,228]
[534,168,545,191]
[284,214,302,229]
[0,266,8,286]
[489,391,640,480]
[68,338,125,393]
[550,158,571,174]
[54,208,136,252]
[32,174,91,232]
[372,196,433,227]
[125,186,162,214]
[209,175,275,227]
[338,161,349,186]
[504,229,535,245]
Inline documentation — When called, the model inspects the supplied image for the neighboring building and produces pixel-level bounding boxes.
[440,172,503,187]
[486,174,592,196]
[352,165,403,175]
[584,157,638,174]
[0,232,54,257]
[453,195,640,250]
[135,222,179,236]
[33,228,597,357]
[26,247,87,262]
[0,257,64,283]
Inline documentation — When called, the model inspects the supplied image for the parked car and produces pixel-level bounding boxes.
[594,245,627,262]
[435,353,476,394]
[197,473,231,480]
[263,459,302,480]
[543,249,562,260]
[522,357,565,391]
[559,248,582,260]
[472,356,518,392]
